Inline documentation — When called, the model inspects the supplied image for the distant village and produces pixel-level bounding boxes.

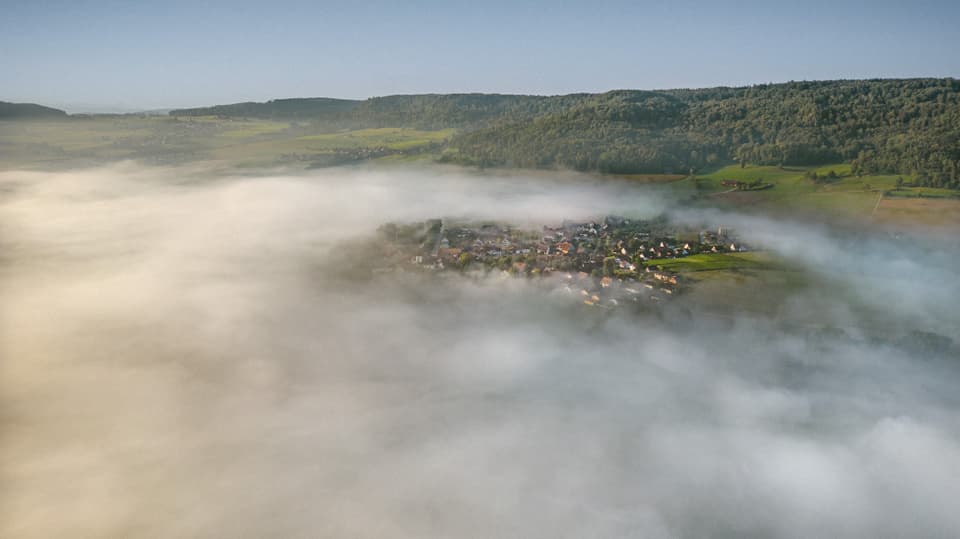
[370,216,749,309]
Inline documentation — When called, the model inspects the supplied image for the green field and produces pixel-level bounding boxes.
[607,173,688,182]
[698,164,808,184]
[219,120,291,138]
[0,117,457,169]
[886,187,960,199]
[644,252,780,272]
[688,163,960,221]
[646,251,814,319]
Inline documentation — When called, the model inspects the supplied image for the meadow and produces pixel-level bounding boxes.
[0,116,456,169]
[643,251,779,273]
[687,163,960,226]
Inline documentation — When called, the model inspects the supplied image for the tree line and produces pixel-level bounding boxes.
[170,79,960,188]
[447,79,960,188]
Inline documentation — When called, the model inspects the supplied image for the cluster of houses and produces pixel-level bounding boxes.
[375,216,749,309]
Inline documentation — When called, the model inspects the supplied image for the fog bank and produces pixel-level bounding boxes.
[1,164,958,538]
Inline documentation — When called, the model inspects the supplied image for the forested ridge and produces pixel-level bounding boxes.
[0,101,68,119]
[449,79,960,187]
[169,97,358,119]
[171,93,585,128]
[170,79,960,187]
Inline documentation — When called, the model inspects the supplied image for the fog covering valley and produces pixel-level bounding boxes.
[2,163,959,538]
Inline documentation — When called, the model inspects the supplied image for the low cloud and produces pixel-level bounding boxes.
[1,163,958,538]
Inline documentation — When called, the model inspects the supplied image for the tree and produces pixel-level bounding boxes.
[692,176,705,195]
[602,256,617,277]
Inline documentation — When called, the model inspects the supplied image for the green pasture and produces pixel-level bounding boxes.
[220,121,291,138]
[887,187,959,199]
[0,117,457,168]
[691,164,950,218]
[296,128,454,150]
[644,252,779,272]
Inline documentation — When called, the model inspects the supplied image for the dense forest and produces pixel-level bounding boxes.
[449,80,960,187]
[171,93,585,128]
[169,97,358,119]
[170,79,960,187]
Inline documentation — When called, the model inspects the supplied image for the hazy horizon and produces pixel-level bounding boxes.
[3,0,959,110]
[8,76,960,115]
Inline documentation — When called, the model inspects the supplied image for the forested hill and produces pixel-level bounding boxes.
[170,93,586,128]
[170,97,359,119]
[0,101,68,119]
[448,79,960,188]
[170,79,960,187]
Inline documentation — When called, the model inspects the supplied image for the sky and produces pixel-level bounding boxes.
[1,0,959,111]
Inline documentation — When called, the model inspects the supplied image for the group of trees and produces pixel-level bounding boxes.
[170,79,960,188]
[0,101,68,119]
[171,94,583,130]
[447,79,960,187]
[806,170,839,184]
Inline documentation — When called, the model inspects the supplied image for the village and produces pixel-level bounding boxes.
[372,216,749,309]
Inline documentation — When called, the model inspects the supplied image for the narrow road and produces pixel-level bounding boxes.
[871,190,884,216]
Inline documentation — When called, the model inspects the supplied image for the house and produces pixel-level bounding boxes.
[653,272,678,285]
[556,241,574,255]
[438,247,462,260]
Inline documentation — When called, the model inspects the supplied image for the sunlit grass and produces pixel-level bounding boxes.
[644,251,779,272]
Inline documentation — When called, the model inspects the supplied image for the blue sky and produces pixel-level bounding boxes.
[2,0,958,111]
